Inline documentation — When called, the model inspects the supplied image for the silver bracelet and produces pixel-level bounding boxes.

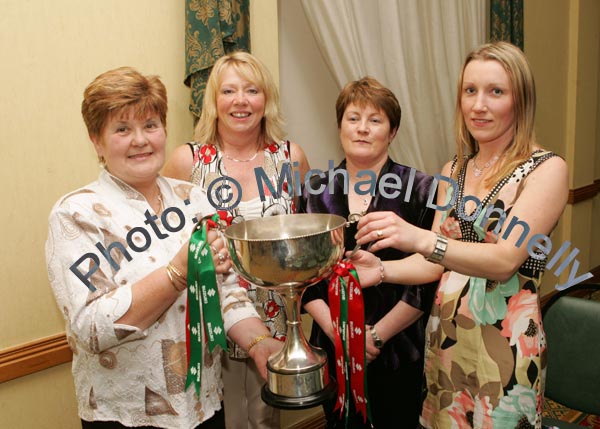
[426,233,448,264]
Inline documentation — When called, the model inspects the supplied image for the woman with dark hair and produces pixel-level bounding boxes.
[300,76,437,428]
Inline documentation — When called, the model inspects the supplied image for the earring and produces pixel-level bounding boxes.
[98,155,105,165]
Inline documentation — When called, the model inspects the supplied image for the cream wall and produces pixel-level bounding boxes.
[250,0,280,84]
[0,1,194,350]
[525,0,600,293]
[0,2,193,428]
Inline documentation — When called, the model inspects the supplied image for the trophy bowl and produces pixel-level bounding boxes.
[223,213,346,409]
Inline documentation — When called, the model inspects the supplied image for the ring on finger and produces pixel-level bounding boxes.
[376,229,384,238]
[217,252,226,262]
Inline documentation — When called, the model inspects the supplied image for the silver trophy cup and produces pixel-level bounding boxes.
[223,213,346,409]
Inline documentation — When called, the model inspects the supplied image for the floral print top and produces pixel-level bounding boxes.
[188,141,294,358]
[45,170,259,428]
[419,150,557,429]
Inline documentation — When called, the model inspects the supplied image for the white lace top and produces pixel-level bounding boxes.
[45,169,258,428]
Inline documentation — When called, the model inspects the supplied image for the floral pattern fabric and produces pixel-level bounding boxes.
[490,0,523,50]
[419,150,557,429]
[185,0,250,117]
[189,141,294,358]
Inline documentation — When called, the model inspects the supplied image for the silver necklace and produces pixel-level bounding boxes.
[223,149,260,163]
[350,189,371,216]
[472,154,499,177]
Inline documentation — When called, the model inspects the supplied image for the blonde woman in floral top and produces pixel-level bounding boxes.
[351,42,569,428]
[163,51,309,429]
[46,67,282,429]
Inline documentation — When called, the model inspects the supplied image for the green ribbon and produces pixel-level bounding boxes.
[185,214,228,395]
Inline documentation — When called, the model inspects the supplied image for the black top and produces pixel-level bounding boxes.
[299,157,437,372]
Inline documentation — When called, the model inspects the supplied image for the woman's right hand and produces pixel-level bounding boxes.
[208,230,232,274]
[170,229,232,280]
[355,211,435,256]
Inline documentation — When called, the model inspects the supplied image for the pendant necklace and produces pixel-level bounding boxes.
[472,154,499,177]
[360,196,370,214]
[348,196,370,224]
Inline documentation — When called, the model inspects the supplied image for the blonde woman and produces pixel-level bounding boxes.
[353,42,568,428]
[164,52,309,429]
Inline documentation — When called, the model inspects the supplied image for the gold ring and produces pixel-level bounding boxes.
[376,229,383,238]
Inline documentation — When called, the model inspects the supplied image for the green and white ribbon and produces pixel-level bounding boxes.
[185,214,228,395]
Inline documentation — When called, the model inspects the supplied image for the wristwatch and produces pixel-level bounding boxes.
[426,233,448,264]
[369,326,384,349]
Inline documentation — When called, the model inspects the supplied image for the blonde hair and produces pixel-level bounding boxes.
[194,51,286,145]
[454,41,537,185]
[81,66,167,137]
[335,76,401,132]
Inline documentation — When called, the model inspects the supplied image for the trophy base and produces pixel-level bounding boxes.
[261,381,337,410]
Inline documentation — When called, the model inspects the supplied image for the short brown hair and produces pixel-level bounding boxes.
[335,76,401,132]
[81,66,167,137]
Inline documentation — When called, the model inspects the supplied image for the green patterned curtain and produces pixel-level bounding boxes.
[185,0,250,118]
[489,0,523,50]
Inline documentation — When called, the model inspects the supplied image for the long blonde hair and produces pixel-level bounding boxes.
[454,41,537,185]
[194,51,286,145]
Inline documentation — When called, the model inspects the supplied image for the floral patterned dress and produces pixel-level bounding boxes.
[188,141,295,358]
[419,150,557,429]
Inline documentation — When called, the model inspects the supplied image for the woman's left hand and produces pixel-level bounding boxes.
[248,338,284,381]
[365,326,382,363]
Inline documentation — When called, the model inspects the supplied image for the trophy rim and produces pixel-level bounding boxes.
[223,213,347,242]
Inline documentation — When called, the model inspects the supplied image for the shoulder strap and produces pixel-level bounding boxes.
[515,149,559,182]
[186,142,196,157]
[450,155,459,176]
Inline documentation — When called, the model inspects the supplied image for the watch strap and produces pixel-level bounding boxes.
[369,326,384,349]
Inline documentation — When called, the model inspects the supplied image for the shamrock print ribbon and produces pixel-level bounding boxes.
[328,260,371,424]
[185,213,228,395]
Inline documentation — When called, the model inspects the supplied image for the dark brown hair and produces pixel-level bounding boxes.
[335,76,401,132]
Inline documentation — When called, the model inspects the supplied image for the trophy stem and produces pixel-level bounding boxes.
[262,285,336,409]
[268,286,327,371]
